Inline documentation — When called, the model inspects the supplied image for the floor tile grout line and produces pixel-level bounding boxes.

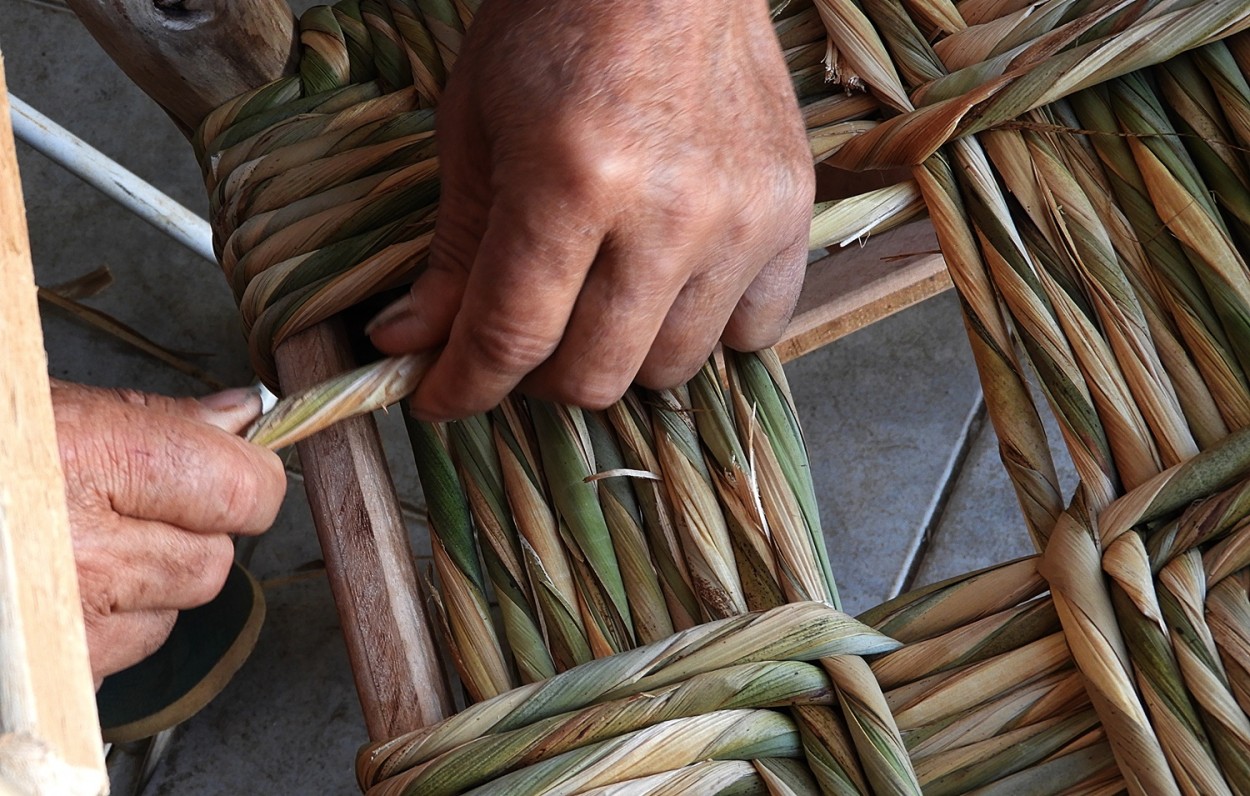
[888,389,986,600]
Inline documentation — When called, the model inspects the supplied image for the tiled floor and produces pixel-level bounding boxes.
[3,3,1072,793]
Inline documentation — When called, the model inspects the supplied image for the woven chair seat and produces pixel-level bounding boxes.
[190,1,1250,792]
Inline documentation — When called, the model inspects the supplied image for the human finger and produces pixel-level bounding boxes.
[631,213,790,389]
[634,268,748,390]
[520,239,690,408]
[84,609,178,683]
[367,264,468,354]
[721,234,808,353]
[57,399,285,536]
[367,109,488,354]
[409,185,606,420]
[74,519,235,614]
[51,380,265,436]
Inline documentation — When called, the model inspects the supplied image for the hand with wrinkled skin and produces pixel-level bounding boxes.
[367,0,815,420]
[51,380,286,684]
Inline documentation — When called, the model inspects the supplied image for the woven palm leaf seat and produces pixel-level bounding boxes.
[180,0,1250,792]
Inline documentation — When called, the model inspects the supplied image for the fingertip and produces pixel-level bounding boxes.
[720,310,789,353]
[88,610,178,682]
[721,239,807,352]
[236,443,288,536]
[365,294,424,353]
[364,293,417,338]
[187,425,287,537]
[520,373,632,411]
[635,355,705,392]
[367,267,465,354]
[632,278,734,392]
[197,385,265,434]
[193,536,238,606]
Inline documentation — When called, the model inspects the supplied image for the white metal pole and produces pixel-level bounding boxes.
[8,93,215,264]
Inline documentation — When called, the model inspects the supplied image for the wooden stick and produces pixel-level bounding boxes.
[777,219,951,362]
[275,324,450,738]
[64,0,299,136]
[65,0,452,737]
[0,57,108,795]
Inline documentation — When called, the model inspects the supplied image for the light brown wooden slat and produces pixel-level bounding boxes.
[0,56,108,794]
[777,219,951,363]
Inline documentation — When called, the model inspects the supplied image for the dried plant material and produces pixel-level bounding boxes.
[496,398,595,671]
[652,386,749,621]
[531,402,635,656]
[45,265,114,299]
[178,0,1250,791]
[449,415,556,684]
[604,396,701,631]
[246,353,432,449]
[37,288,227,391]
[357,601,897,789]
[809,181,926,247]
[408,416,514,702]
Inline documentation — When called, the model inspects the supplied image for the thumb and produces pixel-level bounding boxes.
[193,386,265,434]
[54,381,265,436]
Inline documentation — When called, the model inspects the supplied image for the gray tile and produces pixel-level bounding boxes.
[784,291,983,615]
[908,413,1040,588]
[143,574,365,795]
[912,384,1080,589]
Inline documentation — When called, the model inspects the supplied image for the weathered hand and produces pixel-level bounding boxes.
[51,380,286,684]
[367,0,814,419]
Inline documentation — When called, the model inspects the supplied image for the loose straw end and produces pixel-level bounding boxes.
[245,353,434,450]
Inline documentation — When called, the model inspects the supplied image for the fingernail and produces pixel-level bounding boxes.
[365,296,416,336]
[199,385,261,413]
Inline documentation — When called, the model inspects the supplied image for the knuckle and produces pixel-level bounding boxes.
[557,131,628,198]
[79,573,119,619]
[105,387,150,407]
[211,461,265,531]
[568,153,622,199]
[108,387,187,415]
[782,173,817,226]
[636,357,703,392]
[555,376,630,411]
[236,448,285,529]
[185,541,234,607]
[464,322,557,376]
[429,217,481,274]
[729,321,786,352]
[137,612,178,661]
[725,285,801,353]
[648,174,726,240]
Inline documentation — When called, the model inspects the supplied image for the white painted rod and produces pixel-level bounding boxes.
[8,93,216,264]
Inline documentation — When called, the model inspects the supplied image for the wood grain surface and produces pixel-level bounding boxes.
[0,57,108,793]
[778,219,950,362]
